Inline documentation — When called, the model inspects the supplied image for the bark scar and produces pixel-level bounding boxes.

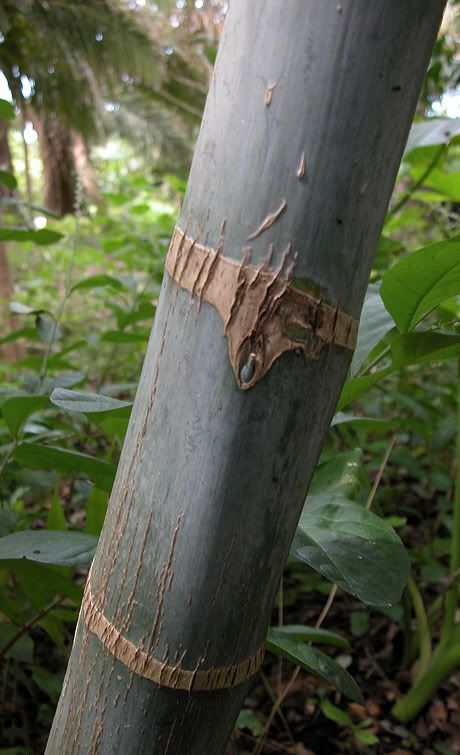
[165,226,358,390]
[247,199,287,241]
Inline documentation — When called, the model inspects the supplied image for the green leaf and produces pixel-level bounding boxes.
[320,698,354,727]
[0,98,15,120]
[0,625,34,663]
[35,313,63,343]
[355,730,379,745]
[0,326,37,345]
[0,560,83,604]
[337,368,393,410]
[0,530,97,567]
[291,496,409,607]
[350,611,370,637]
[331,413,392,432]
[237,710,265,736]
[50,388,131,416]
[13,444,116,491]
[266,629,363,704]
[10,302,38,315]
[267,624,349,648]
[380,236,460,332]
[46,495,68,532]
[0,228,63,245]
[309,450,363,500]
[404,118,460,155]
[0,170,17,190]
[71,274,128,293]
[102,192,130,206]
[2,395,49,436]
[84,488,108,535]
[391,332,460,367]
[350,284,395,376]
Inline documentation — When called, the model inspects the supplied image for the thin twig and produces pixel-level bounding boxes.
[0,596,63,660]
[388,143,446,218]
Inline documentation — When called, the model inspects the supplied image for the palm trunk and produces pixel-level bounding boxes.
[46,2,445,753]
[32,111,76,216]
[71,131,100,205]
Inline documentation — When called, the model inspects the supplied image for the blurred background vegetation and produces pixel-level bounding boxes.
[0,2,460,753]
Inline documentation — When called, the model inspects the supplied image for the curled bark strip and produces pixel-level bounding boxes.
[82,580,264,691]
[165,226,358,390]
[247,199,287,240]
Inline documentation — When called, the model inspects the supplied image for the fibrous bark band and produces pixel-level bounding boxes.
[82,580,265,691]
[165,226,358,389]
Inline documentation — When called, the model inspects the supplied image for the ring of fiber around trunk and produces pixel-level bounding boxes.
[82,580,265,691]
[165,226,359,389]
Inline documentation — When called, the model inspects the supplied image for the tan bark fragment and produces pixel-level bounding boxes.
[165,226,358,390]
[247,199,287,241]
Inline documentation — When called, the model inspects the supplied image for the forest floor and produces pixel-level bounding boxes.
[231,591,460,755]
[1,473,459,755]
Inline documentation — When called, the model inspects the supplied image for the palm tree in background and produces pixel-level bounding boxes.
[0,0,214,215]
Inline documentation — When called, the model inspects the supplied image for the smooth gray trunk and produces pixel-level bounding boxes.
[46,2,445,753]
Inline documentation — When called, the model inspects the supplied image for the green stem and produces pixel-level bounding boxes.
[392,639,460,723]
[388,143,446,218]
[407,575,431,680]
[440,358,460,645]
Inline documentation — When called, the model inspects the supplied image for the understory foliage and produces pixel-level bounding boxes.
[0,7,460,754]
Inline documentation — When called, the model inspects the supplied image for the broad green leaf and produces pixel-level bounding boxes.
[2,395,49,436]
[0,170,17,190]
[266,629,363,704]
[71,274,127,293]
[381,236,460,332]
[267,624,349,648]
[0,530,97,567]
[50,388,131,415]
[0,560,83,604]
[291,496,409,607]
[309,450,363,500]
[404,118,460,155]
[391,332,460,367]
[351,284,395,376]
[0,98,15,120]
[0,228,63,245]
[13,444,116,491]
